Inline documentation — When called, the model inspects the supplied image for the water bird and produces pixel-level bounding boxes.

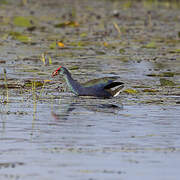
[52,66,124,98]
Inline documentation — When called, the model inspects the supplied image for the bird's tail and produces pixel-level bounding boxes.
[111,84,124,97]
[105,82,124,97]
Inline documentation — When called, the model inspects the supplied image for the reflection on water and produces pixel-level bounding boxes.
[51,99,123,121]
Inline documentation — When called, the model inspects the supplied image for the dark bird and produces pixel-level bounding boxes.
[52,66,124,98]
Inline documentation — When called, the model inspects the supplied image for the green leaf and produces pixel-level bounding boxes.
[123,88,138,94]
[69,66,79,70]
[142,89,159,93]
[142,42,157,49]
[119,48,125,53]
[54,21,79,28]
[24,81,44,87]
[16,35,30,43]
[13,16,32,27]
[123,1,132,9]
[49,42,57,49]
[0,0,8,5]
[80,33,87,37]
[10,32,31,43]
[169,49,180,53]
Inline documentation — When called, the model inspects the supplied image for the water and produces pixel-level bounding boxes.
[0,94,180,180]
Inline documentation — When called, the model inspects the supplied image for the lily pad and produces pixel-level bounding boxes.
[10,32,31,43]
[160,78,175,86]
[13,16,32,27]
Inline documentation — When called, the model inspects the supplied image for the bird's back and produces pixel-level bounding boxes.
[82,77,119,89]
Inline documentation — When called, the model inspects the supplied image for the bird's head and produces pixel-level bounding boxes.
[52,66,69,77]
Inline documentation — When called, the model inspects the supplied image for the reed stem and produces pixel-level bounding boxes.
[3,68,8,103]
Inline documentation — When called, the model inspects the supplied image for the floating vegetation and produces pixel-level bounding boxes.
[80,32,87,37]
[142,89,159,93]
[119,48,126,54]
[0,83,21,89]
[169,49,180,53]
[123,88,138,94]
[13,16,33,27]
[49,41,57,49]
[54,21,79,28]
[160,78,176,86]
[9,31,31,43]
[24,80,47,88]
[147,72,176,77]
[142,42,157,49]
[0,162,24,169]
[69,65,79,70]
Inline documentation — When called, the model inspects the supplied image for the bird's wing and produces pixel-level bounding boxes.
[82,77,119,88]
[104,82,124,89]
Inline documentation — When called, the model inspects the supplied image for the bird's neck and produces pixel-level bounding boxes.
[64,74,82,95]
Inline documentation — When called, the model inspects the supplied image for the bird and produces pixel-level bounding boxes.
[52,66,124,98]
